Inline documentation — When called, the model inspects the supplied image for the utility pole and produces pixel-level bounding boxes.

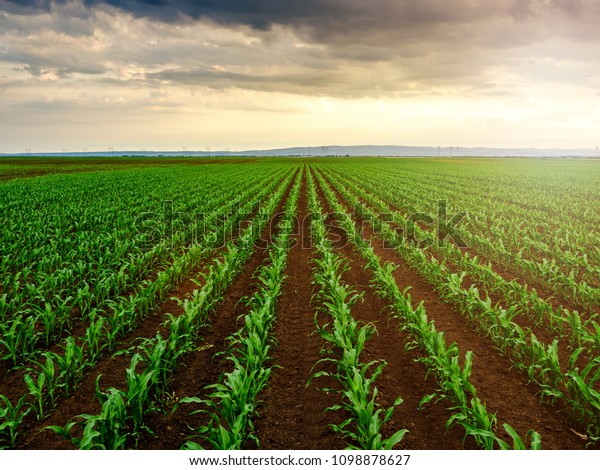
[109,147,114,157]
[206,146,211,157]
[595,145,599,157]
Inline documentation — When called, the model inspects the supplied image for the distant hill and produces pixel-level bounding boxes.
[236,145,599,157]
[2,145,599,157]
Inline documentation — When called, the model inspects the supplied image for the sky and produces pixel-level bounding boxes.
[1,0,600,153]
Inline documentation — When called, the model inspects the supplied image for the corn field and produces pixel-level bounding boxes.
[0,157,598,450]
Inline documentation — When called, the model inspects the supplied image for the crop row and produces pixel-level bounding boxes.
[319,166,600,356]
[42,169,298,449]
[307,169,407,450]
[313,168,542,450]
[327,163,599,305]
[0,167,289,368]
[0,169,295,449]
[182,169,302,450]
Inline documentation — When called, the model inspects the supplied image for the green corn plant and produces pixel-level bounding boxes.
[135,333,183,398]
[563,358,600,442]
[327,362,408,450]
[583,322,600,353]
[448,397,497,449]
[75,282,93,320]
[124,354,157,438]
[0,314,39,366]
[165,313,193,353]
[0,394,30,449]
[24,371,46,420]
[498,424,542,450]
[46,337,86,395]
[46,376,129,450]
[83,311,107,366]
[35,301,60,347]
[31,355,60,411]
[180,394,250,450]
[182,364,270,450]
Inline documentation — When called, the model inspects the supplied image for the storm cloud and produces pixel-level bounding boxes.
[5,1,600,41]
[3,0,598,90]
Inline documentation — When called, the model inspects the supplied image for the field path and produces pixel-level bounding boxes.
[254,167,343,450]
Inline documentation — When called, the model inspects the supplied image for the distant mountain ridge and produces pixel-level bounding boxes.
[2,145,599,157]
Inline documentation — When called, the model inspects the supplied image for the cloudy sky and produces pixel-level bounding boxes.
[1,0,600,153]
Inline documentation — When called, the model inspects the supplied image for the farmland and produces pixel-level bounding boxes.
[0,156,598,450]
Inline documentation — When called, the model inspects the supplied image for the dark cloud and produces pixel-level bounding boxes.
[6,0,333,27]
[0,1,575,31]
[5,1,600,50]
